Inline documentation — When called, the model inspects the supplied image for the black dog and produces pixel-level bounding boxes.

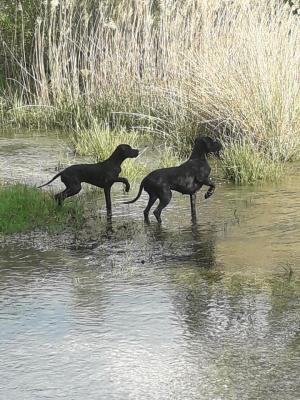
[125,136,221,223]
[38,144,139,215]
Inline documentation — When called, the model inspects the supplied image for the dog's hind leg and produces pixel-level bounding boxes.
[190,194,197,223]
[55,190,66,206]
[55,183,82,206]
[153,190,172,224]
[143,193,158,224]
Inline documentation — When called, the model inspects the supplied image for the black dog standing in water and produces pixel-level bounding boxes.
[38,144,139,216]
[125,136,221,223]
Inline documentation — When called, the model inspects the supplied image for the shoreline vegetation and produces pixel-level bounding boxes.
[0,183,83,234]
[0,0,300,184]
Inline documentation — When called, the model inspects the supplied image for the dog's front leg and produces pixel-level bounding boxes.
[114,177,130,192]
[203,177,216,199]
[104,187,112,216]
[190,193,197,222]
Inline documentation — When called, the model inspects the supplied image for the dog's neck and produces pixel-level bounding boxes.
[189,147,207,161]
[105,149,126,166]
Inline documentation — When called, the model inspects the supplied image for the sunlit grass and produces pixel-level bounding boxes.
[1,0,299,184]
[73,125,148,182]
[157,144,183,169]
[0,183,83,234]
[220,140,284,185]
[73,126,186,182]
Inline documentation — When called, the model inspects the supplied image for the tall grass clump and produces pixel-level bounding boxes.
[0,95,6,124]
[73,125,148,182]
[220,139,284,185]
[2,0,300,183]
[157,144,183,169]
[0,183,83,234]
[176,1,300,174]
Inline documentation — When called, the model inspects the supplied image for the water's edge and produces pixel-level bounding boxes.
[1,132,299,400]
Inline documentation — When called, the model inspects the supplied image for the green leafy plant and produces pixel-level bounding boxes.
[0,183,83,234]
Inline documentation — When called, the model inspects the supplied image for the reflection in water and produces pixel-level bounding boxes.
[0,134,300,399]
[144,221,217,268]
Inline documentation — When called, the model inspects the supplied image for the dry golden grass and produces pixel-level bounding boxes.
[2,0,300,183]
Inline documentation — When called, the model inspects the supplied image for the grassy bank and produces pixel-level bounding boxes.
[72,125,284,185]
[220,140,284,185]
[1,0,299,184]
[0,183,83,234]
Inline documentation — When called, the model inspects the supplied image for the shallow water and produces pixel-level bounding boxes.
[0,132,300,399]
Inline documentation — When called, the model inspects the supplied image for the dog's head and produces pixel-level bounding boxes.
[193,136,222,157]
[116,144,139,159]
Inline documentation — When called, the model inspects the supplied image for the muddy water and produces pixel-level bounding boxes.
[0,132,300,400]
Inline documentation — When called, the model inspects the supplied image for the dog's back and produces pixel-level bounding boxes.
[143,158,209,195]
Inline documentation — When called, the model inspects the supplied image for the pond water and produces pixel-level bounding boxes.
[0,132,300,400]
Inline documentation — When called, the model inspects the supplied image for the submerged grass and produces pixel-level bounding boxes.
[0,183,83,234]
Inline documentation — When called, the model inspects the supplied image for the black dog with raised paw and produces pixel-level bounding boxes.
[125,136,221,223]
[38,144,139,215]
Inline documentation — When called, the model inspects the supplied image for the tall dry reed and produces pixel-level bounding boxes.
[2,0,300,182]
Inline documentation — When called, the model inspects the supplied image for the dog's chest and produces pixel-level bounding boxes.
[82,164,120,186]
[171,175,201,194]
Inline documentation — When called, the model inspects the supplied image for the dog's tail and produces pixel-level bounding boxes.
[124,180,145,204]
[37,172,62,188]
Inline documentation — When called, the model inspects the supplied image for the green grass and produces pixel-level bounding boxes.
[73,124,285,186]
[157,144,183,169]
[73,125,187,182]
[73,125,149,182]
[0,183,83,234]
[220,140,284,185]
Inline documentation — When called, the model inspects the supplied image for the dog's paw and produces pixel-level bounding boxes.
[204,191,213,199]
